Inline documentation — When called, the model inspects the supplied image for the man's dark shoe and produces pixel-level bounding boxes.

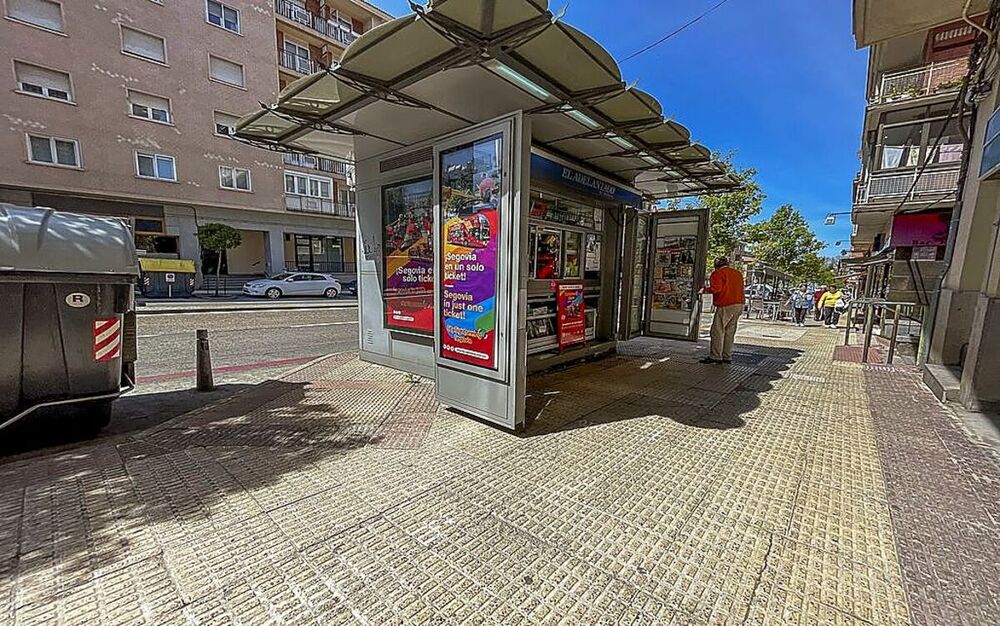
[722,359,733,364]
[700,357,721,364]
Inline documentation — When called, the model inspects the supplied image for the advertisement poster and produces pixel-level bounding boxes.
[439,134,502,369]
[383,178,434,333]
[557,283,587,349]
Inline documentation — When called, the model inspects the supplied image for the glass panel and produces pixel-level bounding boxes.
[296,177,307,195]
[220,167,234,188]
[382,178,434,333]
[155,155,175,180]
[207,1,223,26]
[29,136,53,163]
[534,230,561,279]
[309,179,320,197]
[926,117,964,165]
[284,174,295,193]
[235,169,250,189]
[224,6,239,31]
[132,103,148,118]
[563,231,581,278]
[137,154,155,177]
[54,140,77,166]
[318,180,331,198]
[880,123,924,170]
[151,108,169,123]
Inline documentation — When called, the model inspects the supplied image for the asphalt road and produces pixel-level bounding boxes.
[2,307,360,458]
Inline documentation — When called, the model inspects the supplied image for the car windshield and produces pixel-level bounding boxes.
[270,273,293,280]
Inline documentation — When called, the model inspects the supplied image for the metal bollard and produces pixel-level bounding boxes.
[196,329,215,391]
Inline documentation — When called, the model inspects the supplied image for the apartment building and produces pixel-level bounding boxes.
[0,0,390,280]
[853,0,1000,411]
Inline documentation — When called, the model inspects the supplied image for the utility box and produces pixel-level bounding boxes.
[139,257,196,298]
[0,205,139,434]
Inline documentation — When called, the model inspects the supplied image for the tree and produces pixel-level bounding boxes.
[667,160,765,267]
[793,252,836,286]
[745,204,826,283]
[197,223,242,296]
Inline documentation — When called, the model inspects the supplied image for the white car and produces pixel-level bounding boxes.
[243,272,342,299]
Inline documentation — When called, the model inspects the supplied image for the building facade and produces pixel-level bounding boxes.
[853,0,1000,411]
[0,0,390,280]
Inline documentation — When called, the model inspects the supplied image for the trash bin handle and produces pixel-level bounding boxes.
[0,376,135,433]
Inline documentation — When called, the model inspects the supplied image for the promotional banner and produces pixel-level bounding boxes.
[383,178,434,333]
[557,283,586,349]
[439,134,502,369]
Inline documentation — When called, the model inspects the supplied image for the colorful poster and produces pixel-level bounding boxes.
[383,178,434,333]
[439,134,502,368]
[557,283,586,349]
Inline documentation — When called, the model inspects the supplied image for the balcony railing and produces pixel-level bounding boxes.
[279,50,315,74]
[874,59,967,104]
[285,194,356,217]
[282,152,353,177]
[855,165,961,205]
[275,1,362,47]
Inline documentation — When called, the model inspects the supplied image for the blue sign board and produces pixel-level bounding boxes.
[530,154,642,207]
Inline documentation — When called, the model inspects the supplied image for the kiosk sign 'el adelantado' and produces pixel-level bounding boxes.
[439,134,503,369]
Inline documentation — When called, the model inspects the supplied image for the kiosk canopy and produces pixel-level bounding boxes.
[235,0,740,200]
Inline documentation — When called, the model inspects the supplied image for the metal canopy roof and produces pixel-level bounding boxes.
[235,0,741,200]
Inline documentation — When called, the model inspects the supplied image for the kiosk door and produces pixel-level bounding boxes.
[432,115,527,430]
[642,209,710,341]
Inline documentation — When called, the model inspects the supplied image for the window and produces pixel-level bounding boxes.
[282,40,311,73]
[136,151,176,181]
[6,0,63,32]
[121,26,167,64]
[208,55,244,87]
[219,165,251,191]
[127,90,171,123]
[27,134,79,167]
[206,0,239,33]
[213,111,239,135]
[284,171,332,198]
[14,61,72,101]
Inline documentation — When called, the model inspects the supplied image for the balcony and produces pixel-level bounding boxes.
[282,152,353,177]
[274,1,362,47]
[873,59,967,105]
[285,194,356,218]
[855,165,961,205]
[279,49,316,74]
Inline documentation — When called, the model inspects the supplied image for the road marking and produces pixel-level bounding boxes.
[137,321,357,338]
[136,355,323,384]
[142,305,357,317]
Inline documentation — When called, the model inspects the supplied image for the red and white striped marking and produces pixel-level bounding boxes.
[93,318,122,362]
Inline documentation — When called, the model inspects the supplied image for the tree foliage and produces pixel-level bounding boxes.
[197,223,242,253]
[746,205,827,283]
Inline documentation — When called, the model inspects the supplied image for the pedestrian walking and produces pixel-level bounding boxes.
[819,285,846,328]
[813,285,828,321]
[787,284,813,326]
[700,257,745,364]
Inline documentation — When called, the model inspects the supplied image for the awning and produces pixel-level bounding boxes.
[235,0,741,200]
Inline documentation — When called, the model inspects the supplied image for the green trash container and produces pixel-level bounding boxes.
[0,204,139,434]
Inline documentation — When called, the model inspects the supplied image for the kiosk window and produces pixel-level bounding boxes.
[534,230,562,279]
[564,232,581,278]
[382,177,434,334]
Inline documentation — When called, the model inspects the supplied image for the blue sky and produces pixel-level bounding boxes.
[374,0,868,255]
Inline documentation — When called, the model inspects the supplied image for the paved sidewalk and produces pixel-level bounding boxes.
[1,325,997,625]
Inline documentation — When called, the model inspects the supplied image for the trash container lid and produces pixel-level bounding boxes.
[0,204,139,275]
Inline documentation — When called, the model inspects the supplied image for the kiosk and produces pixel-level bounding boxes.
[235,0,738,430]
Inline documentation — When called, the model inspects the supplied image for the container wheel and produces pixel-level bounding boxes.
[265,288,282,299]
[78,399,114,435]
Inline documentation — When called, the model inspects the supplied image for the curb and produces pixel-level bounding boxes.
[136,301,358,315]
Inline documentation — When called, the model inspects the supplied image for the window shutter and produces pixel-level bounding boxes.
[7,0,63,31]
[209,56,244,87]
[122,27,166,63]
[14,62,71,95]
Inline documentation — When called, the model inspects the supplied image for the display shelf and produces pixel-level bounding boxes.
[527,313,556,320]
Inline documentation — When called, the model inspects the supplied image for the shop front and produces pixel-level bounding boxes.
[235,0,737,430]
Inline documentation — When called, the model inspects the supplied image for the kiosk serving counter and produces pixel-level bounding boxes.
[235,0,737,430]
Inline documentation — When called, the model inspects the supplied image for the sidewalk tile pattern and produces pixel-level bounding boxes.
[0,325,997,624]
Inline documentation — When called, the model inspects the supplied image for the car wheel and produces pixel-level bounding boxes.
[265,288,282,299]
[324,287,340,299]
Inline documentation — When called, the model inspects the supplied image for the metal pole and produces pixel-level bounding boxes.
[862,304,875,364]
[844,302,853,345]
[887,304,901,365]
[196,329,215,391]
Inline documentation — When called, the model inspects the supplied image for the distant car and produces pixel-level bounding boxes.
[344,279,358,295]
[243,272,342,299]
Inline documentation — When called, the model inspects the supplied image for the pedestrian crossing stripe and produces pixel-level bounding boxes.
[93,318,121,362]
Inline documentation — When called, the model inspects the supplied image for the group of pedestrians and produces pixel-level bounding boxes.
[786,284,847,328]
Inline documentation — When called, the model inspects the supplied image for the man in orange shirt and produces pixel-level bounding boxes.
[701,257,745,364]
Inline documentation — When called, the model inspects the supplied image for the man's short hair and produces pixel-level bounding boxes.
[714,257,730,269]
